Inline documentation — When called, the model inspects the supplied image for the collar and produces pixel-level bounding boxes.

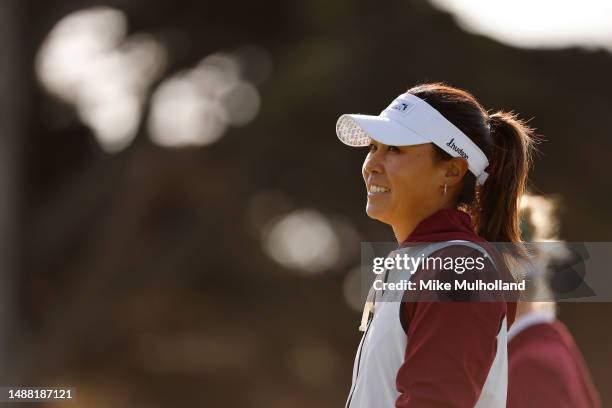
[507,309,556,342]
[401,208,483,246]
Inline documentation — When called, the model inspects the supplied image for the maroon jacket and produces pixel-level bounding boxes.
[395,208,516,407]
[508,320,601,408]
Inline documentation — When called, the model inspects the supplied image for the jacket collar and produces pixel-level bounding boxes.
[401,207,484,246]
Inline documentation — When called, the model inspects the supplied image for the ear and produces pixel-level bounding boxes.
[442,157,469,187]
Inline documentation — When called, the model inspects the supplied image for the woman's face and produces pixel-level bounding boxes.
[362,140,445,226]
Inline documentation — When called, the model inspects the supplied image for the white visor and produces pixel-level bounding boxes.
[336,93,490,185]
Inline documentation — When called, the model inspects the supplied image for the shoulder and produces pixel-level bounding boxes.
[400,242,510,331]
[408,243,499,299]
[510,322,578,370]
[426,242,497,270]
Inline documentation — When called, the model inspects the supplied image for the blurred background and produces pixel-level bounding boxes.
[1,0,611,406]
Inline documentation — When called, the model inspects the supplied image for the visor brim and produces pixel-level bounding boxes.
[336,114,430,147]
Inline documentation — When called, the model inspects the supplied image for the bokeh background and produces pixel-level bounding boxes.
[1,0,611,406]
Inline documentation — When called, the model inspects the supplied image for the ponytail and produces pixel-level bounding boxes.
[408,82,541,252]
[476,110,538,244]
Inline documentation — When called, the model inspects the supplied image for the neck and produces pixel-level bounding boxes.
[515,301,557,320]
[392,219,420,244]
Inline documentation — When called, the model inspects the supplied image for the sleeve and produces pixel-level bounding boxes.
[395,246,507,408]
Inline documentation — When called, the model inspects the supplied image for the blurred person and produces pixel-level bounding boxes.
[336,82,536,407]
[506,194,601,407]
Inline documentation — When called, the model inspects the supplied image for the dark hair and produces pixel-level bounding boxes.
[408,82,539,246]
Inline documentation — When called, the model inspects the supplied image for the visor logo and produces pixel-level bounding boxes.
[446,138,469,160]
[389,101,414,115]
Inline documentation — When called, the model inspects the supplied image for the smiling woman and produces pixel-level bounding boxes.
[363,141,445,243]
[335,82,540,408]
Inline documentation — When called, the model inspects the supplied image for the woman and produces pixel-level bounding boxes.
[508,194,600,407]
[335,82,536,407]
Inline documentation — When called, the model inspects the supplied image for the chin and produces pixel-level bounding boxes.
[365,205,389,223]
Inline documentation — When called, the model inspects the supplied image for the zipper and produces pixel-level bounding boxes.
[345,244,436,407]
[345,311,373,408]
[345,255,400,407]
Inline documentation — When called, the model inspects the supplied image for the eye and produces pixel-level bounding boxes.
[368,143,377,152]
[388,145,400,152]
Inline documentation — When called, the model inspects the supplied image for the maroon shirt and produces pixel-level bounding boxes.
[394,208,516,407]
[508,320,601,408]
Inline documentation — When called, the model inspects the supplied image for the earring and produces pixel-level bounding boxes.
[443,184,448,195]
